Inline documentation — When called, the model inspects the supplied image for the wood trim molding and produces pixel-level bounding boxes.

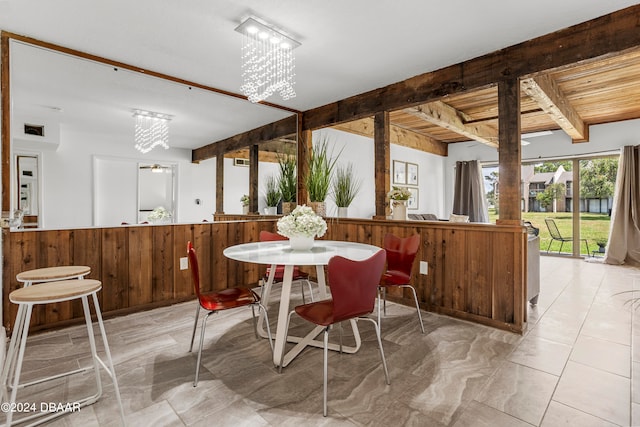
[0,31,300,115]
[1,33,10,212]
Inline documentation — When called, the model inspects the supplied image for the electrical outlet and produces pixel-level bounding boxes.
[180,257,188,270]
[419,261,428,275]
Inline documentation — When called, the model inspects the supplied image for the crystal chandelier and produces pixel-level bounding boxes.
[133,109,172,154]
[235,17,300,103]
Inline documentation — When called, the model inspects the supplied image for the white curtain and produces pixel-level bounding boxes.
[604,145,640,266]
[453,160,489,223]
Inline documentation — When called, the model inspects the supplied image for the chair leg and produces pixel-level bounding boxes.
[189,304,201,353]
[302,279,315,303]
[377,287,383,330]
[401,284,425,333]
[382,287,387,315]
[194,311,214,387]
[361,317,390,385]
[546,239,553,253]
[253,303,274,354]
[81,296,103,402]
[89,292,126,425]
[5,304,33,427]
[323,326,330,417]
[558,241,564,253]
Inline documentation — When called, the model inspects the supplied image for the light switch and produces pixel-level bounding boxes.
[180,257,189,270]
[419,261,428,275]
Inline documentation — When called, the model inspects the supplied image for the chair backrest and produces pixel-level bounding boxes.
[327,250,387,322]
[259,230,287,242]
[383,233,420,276]
[187,241,202,300]
[544,218,563,239]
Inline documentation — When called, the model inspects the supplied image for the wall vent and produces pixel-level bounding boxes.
[24,123,45,137]
[234,158,250,167]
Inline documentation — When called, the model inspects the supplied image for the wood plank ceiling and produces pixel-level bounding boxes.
[334,47,640,152]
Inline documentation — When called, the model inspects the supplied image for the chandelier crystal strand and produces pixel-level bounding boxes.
[133,110,171,154]
[236,17,299,103]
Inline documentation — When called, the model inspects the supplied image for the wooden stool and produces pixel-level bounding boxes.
[0,279,125,426]
[16,266,91,287]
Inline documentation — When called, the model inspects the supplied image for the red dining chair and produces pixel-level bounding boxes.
[259,230,314,303]
[378,233,424,333]
[283,250,389,416]
[187,241,273,387]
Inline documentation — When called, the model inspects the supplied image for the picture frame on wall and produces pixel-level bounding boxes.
[407,162,418,186]
[393,160,406,184]
[408,187,418,210]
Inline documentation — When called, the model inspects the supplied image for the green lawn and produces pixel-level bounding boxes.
[488,210,610,256]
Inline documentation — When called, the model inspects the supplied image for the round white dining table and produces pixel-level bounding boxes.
[223,240,382,367]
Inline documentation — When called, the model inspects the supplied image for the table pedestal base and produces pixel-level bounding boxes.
[256,264,363,367]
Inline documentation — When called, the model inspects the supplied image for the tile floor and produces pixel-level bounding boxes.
[4,255,639,426]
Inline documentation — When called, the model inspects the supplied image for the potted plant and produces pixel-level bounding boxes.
[240,194,250,214]
[304,137,341,216]
[596,240,607,253]
[277,205,327,251]
[387,186,411,220]
[264,175,281,215]
[332,162,361,218]
[278,152,297,214]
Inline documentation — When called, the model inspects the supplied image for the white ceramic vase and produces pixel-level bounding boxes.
[391,200,407,220]
[264,206,278,215]
[337,207,349,218]
[242,205,249,214]
[289,235,315,251]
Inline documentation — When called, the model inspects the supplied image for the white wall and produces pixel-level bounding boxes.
[13,128,216,228]
[222,157,280,215]
[313,128,447,219]
[445,118,640,217]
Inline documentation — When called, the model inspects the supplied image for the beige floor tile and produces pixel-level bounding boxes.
[570,335,630,377]
[541,400,619,427]
[508,334,572,376]
[553,361,630,426]
[451,401,532,427]
[477,361,558,425]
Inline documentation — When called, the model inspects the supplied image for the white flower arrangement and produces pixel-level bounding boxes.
[147,206,172,222]
[240,194,250,206]
[387,186,411,200]
[277,205,327,238]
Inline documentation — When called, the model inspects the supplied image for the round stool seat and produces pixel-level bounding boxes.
[10,279,102,304]
[16,265,91,283]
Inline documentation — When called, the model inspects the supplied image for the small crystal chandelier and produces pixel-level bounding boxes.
[133,109,172,154]
[235,16,300,103]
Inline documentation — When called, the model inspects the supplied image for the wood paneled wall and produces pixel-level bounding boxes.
[2,218,526,334]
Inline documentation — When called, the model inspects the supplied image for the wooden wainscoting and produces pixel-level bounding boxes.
[2,218,526,334]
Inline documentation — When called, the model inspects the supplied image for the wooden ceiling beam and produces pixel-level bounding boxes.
[224,149,282,164]
[302,5,640,131]
[521,75,588,142]
[192,115,297,162]
[405,101,498,148]
[332,117,448,156]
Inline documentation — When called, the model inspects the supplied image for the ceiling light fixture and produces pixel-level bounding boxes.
[235,16,300,103]
[133,109,172,154]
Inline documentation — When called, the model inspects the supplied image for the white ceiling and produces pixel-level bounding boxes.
[1,1,637,149]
